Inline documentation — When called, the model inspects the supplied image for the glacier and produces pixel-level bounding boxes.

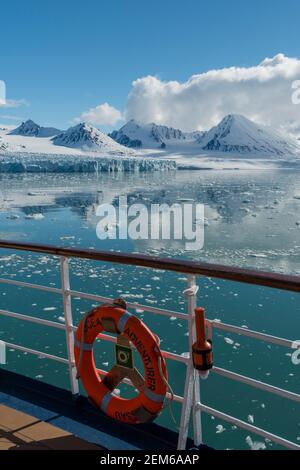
[0,152,177,173]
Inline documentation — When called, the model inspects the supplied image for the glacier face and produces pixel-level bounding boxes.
[0,152,177,173]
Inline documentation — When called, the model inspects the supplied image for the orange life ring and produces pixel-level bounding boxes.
[74,304,168,424]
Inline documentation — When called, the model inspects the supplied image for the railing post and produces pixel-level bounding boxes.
[60,256,79,396]
[177,275,201,450]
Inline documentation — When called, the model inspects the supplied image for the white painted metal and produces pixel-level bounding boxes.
[198,403,300,450]
[212,366,300,403]
[3,341,69,364]
[0,277,62,295]
[60,257,79,395]
[177,361,195,450]
[0,308,66,330]
[69,289,188,320]
[0,251,299,450]
[177,275,202,450]
[208,319,298,349]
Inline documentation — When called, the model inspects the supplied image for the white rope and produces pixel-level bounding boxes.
[158,355,179,430]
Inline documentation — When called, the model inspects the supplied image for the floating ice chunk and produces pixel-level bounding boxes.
[6,214,20,219]
[216,424,226,434]
[43,307,56,311]
[25,213,44,220]
[35,374,44,379]
[122,293,143,299]
[180,352,189,358]
[245,436,266,450]
[247,414,254,424]
[224,337,234,345]
[249,253,267,258]
[170,316,177,321]
[57,316,65,323]
[145,299,157,304]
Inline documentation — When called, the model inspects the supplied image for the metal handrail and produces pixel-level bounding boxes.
[0,239,300,291]
[0,239,299,450]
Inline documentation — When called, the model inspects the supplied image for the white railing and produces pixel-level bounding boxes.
[0,250,299,450]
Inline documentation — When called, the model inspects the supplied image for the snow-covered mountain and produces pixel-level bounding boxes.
[110,119,203,148]
[198,114,300,156]
[52,123,131,153]
[10,120,61,138]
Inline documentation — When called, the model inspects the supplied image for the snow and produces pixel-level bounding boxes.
[109,119,204,149]
[198,114,300,156]
[0,122,134,156]
[110,114,300,169]
[52,122,132,154]
[1,115,300,172]
[10,120,61,138]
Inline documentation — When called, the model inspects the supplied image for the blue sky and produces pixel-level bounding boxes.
[1,0,300,131]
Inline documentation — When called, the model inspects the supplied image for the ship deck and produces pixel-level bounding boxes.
[0,403,101,451]
[0,368,196,451]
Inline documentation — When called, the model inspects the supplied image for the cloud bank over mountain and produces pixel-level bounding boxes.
[77,102,122,126]
[123,54,300,136]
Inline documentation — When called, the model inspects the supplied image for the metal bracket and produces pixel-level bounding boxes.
[183,285,199,297]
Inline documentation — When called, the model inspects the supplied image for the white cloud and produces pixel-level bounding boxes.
[0,80,6,105]
[78,102,122,126]
[0,98,29,108]
[0,114,22,121]
[124,54,300,136]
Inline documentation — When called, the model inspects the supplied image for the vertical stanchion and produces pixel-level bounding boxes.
[177,275,201,450]
[60,256,79,396]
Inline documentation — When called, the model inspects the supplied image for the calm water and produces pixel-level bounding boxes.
[0,170,300,450]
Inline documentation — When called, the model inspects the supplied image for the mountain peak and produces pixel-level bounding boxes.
[109,120,202,149]
[10,119,61,137]
[199,114,300,156]
[52,122,130,153]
